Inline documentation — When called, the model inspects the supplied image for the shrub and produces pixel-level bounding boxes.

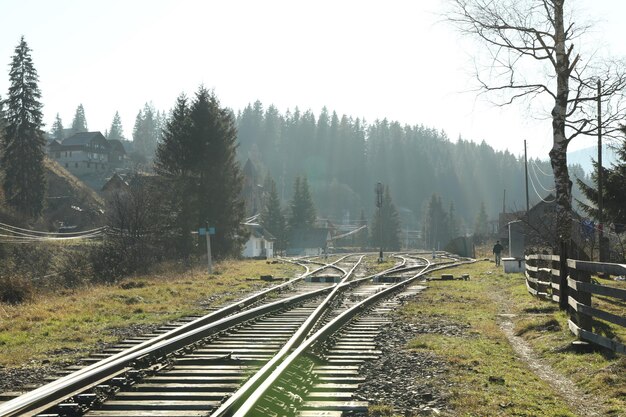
[0,273,33,304]
[56,249,94,288]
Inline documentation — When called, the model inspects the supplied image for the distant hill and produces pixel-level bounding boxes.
[568,144,618,175]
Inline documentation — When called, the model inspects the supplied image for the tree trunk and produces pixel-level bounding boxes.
[550,0,573,252]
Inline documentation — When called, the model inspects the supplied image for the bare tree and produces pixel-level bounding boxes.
[104,174,161,275]
[450,0,626,250]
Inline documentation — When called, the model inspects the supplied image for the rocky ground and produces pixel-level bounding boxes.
[355,313,467,416]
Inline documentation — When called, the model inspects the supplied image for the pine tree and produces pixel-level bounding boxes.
[71,104,88,134]
[370,185,401,251]
[190,87,246,257]
[288,176,316,233]
[0,94,5,161]
[423,194,450,248]
[108,111,124,140]
[51,113,64,141]
[155,88,246,258]
[261,176,287,252]
[2,37,46,217]
[577,135,626,230]
[155,94,194,257]
[448,201,459,238]
[133,103,159,160]
[474,202,489,242]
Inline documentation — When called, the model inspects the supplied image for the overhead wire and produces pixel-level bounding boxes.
[530,160,556,193]
[531,159,553,177]
[0,221,106,244]
[0,222,106,236]
[527,168,556,203]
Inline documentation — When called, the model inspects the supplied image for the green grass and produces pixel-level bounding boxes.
[399,260,626,416]
[0,259,301,367]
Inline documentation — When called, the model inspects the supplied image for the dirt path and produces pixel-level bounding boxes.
[492,292,606,417]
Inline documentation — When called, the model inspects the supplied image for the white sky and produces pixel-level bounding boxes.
[1,0,625,158]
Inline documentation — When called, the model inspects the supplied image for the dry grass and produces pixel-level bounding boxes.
[0,259,301,367]
[400,260,626,416]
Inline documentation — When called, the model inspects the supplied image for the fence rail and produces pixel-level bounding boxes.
[524,254,561,303]
[525,254,626,354]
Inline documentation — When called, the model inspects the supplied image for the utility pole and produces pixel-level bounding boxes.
[502,189,506,214]
[597,79,605,262]
[376,182,384,263]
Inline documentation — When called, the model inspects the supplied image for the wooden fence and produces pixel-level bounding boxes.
[525,254,626,354]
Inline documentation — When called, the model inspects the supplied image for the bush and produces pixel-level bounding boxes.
[89,239,158,284]
[56,249,94,288]
[0,273,33,304]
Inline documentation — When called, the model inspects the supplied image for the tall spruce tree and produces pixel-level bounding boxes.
[51,113,64,141]
[155,88,246,258]
[2,37,46,217]
[424,194,450,249]
[190,87,246,257]
[71,104,87,135]
[370,185,401,251]
[288,176,316,233]
[261,175,287,252]
[474,202,489,242]
[577,135,626,230]
[155,94,195,257]
[108,111,125,140]
[448,201,459,239]
[133,103,159,160]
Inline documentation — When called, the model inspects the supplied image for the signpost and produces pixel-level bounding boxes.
[199,225,216,274]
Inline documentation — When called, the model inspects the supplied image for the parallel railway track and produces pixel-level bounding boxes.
[0,252,469,417]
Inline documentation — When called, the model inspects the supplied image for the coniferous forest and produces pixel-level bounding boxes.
[235,100,587,232]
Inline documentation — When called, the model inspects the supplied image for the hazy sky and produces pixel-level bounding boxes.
[1,0,625,158]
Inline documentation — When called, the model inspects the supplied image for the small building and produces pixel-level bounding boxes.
[242,222,275,259]
[287,228,331,256]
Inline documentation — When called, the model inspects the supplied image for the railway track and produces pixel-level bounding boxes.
[0,252,469,417]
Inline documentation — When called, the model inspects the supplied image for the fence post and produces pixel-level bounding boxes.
[559,240,568,311]
[568,261,593,333]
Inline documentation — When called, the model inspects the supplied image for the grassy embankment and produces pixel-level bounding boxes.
[0,259,301,367]
[395,259,626,416]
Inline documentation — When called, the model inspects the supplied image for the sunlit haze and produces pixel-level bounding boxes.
[1,0,625,158]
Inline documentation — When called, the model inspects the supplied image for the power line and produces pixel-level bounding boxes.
[530,160,556,193]
[527,168,556,203]
[0,222,106,244]
[531,159,553,177]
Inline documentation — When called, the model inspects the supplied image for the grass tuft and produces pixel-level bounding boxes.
[0,259,301,367]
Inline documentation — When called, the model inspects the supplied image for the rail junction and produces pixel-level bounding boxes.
[0,252,471,417]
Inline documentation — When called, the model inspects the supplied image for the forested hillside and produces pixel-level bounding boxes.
[236,101,586,231]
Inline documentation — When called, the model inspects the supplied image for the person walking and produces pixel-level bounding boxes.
[492,240,504,266]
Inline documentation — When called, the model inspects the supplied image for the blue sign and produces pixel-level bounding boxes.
[198,227,216,236]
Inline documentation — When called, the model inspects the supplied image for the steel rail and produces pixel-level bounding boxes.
[0,255,361,417]
[207,255,365,417]
[0,283,334,417]
[0,253,385,416]
[230,257,435,417]
[209,255,421,417]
